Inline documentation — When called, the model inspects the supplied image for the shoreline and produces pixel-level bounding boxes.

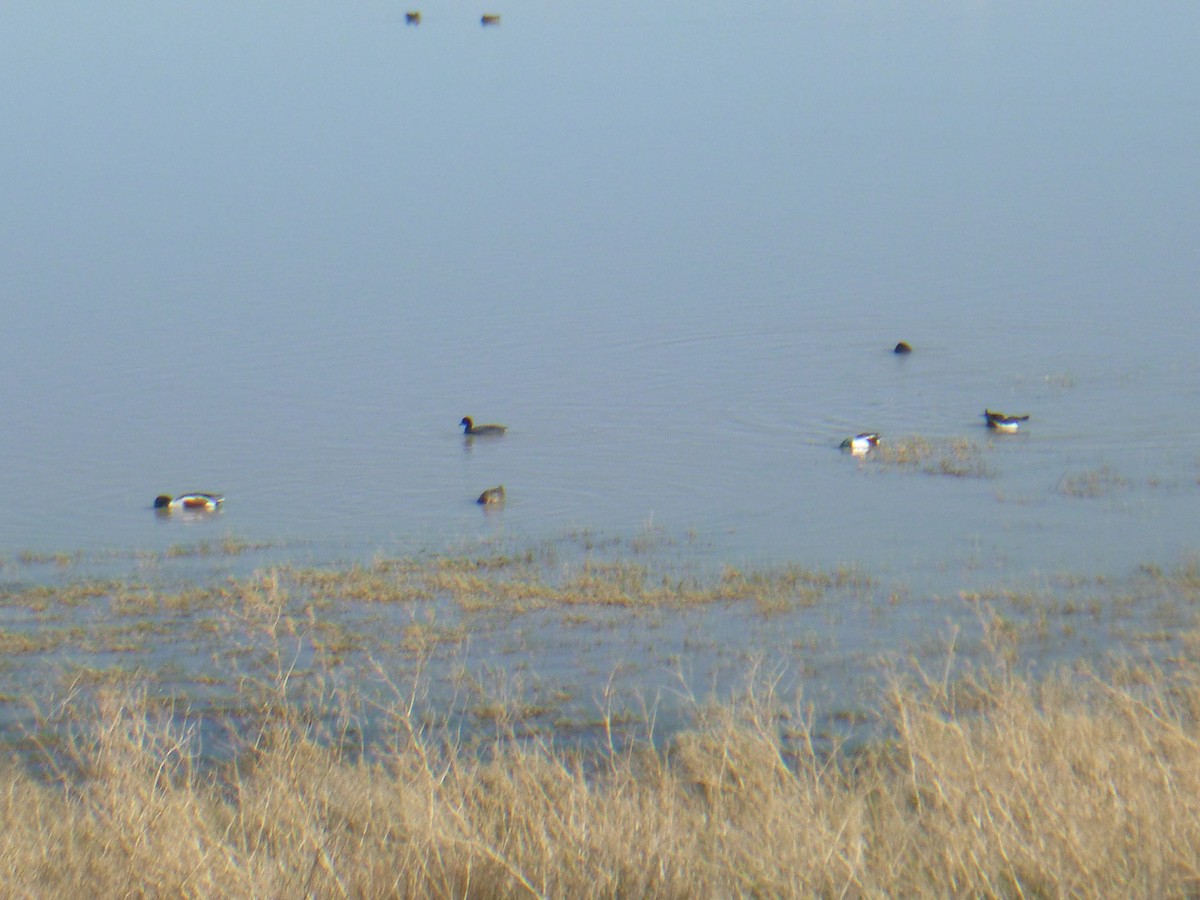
[3,633,1198,893]
[2,532,1199,890]
[0,530,1196,762]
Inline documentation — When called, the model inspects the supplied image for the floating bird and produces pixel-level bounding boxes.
[477,485,505,505]
[839,433,880,456]
[405,11,421,24]
[154,493,224,513]
[481,13,501,25]
[893,341,913,354]
[984,409,1030,432]
[461,416,507,436]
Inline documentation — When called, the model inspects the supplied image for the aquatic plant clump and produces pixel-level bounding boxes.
[872,436,991,478]
[1056,465,1130,498]
[289,554,872,613]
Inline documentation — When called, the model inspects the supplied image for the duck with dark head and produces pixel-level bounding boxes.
[461,416,507,436]
[477,485,505,505]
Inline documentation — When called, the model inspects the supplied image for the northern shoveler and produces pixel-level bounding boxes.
[984,410,1030,432]
[154,493,224,513]
[477,485,505,505]
[893,341,913,354]
[481,13,501,25]
[840,433,880,456]
[405,11,421,24]
[461,416,507,436]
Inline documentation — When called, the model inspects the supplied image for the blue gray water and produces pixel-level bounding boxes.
[1,3,1199,739]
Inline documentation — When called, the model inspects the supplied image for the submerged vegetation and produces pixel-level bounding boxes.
[871,435,991,478]
[3,535,1200,891]
[1057,464,1130,498]
[0,535,888,770]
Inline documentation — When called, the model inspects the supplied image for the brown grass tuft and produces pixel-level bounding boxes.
[873,436,991,478]
[1057,465,1130,497]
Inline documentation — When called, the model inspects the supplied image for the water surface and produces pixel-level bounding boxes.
[2,3,1199,727]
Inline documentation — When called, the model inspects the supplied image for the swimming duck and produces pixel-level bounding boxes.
[839,433,880,456]
[481,13,501,25]
[893,341,913,354]
[405,11,421,24]
[477,485,505,505]
[461,416,507,436]
[154,493,224,513]
[984,410,1030,432]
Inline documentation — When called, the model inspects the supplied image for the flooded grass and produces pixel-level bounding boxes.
[0,541,1194,723]
[14,550,78,567]
[164,536,274,558]
[871,435,992,478]
[286,553,872,614]
[0,536,1199,890]
[3,648,1200,894]
[1057,465,1130,497]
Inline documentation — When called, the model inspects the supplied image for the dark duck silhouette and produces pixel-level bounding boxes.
[461,416,507,436]
[477,485,506,505]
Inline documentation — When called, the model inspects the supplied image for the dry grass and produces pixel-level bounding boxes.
[2,649,1200,895]
[8,545,1200,892]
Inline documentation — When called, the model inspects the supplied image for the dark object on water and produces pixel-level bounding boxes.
[405,11,421,24]
[893,341,913,354]
[839,433,880,456]
[477,485,505,505]
[984,409,1030,432]
[481,13,501,25]
[154,493,224,513]
[461,416,507,436]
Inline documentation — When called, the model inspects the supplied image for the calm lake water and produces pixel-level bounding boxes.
[1,2,1199,745]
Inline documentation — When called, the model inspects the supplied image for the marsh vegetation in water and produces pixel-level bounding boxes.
[1056,465,1131,498]
[5,590,1200,895]
[4,531,1200,767]
[868,435,992,479]
[1,530,1199,892]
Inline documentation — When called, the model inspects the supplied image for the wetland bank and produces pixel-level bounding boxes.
[4,531,1200,894]
[3,522,1199,757]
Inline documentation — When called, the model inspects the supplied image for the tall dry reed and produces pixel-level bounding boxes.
[3,650,1200,896]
